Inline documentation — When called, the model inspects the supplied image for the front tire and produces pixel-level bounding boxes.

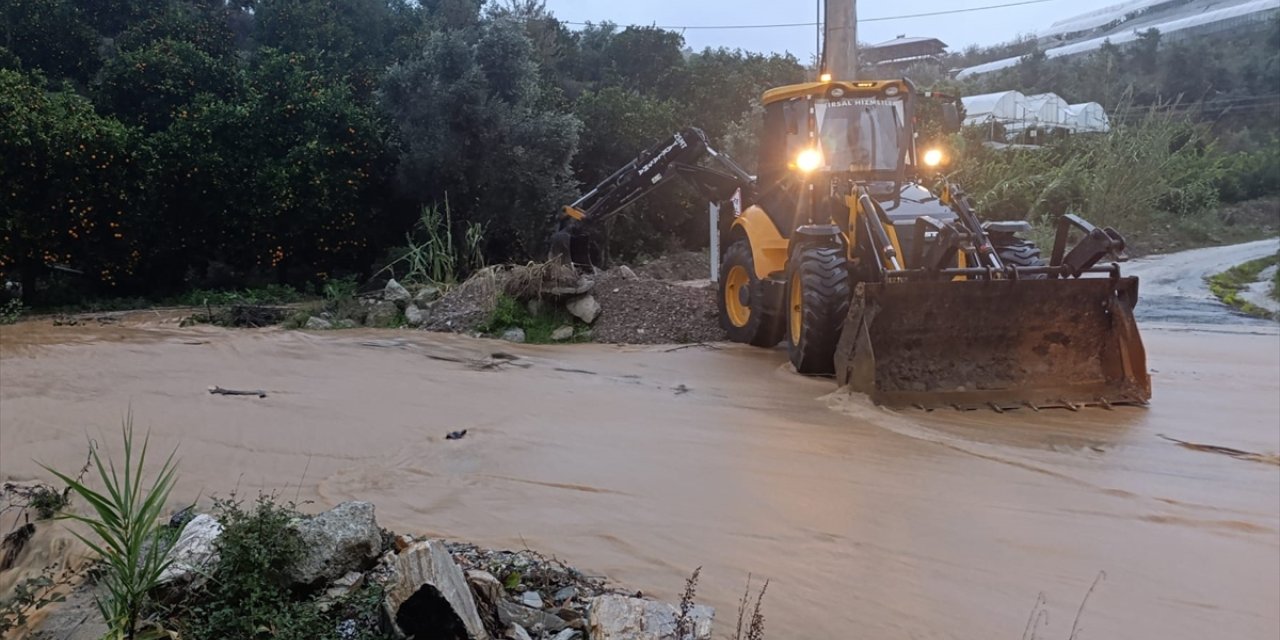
[993,236,1047,279]
[786,245,851,375]
[719,239,783,347]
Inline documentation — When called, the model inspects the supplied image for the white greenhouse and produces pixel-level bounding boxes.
[1065,102,1111,132]
[960,90,1027,126]
[1023,93,1071,125]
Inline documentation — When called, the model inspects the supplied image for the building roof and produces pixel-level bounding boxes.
[865,36,949,49]
[957,0,1280,78]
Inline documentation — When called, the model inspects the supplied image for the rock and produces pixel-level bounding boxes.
[465,568,504,631]
[395,534,416,553]
[586,594,713,640]
[334,318,358,329]
[404,303,427,327]
[414,285,442,304]
[366,300,400,327]
[617,265,637,280]
[384,279,411,303]
[498,600,568,634]
[547,277,594,296]
[550,325,574,341]
[553,586,578,604]
[380,539,488,640]
[318,571,366,612]
[521,591,544,609]
[288,501,382,587]
[566,294,601,324]
[551,630,583,640]
[305,316,333,330]
[506,623,533,640]
[501,327,526,343]
[158,514,222,587]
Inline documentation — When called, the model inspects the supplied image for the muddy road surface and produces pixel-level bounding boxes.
[3,246,1278,639]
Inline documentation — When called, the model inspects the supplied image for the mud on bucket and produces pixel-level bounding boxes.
[834,278,1150,410]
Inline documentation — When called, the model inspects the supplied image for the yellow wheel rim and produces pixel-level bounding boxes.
[789,270,803,344]
[724,265,752,327]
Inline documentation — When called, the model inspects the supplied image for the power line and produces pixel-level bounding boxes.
[558,0,1059,31]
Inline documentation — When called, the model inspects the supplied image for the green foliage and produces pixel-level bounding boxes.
[28,484,69,519]
[478,293,581,342]
[0,69,153,294]
[1215,143,1280,203]
[0,565,68,634]
[0,298,23,325]
[322,275,359,302]
[182,495,391,640]
[41,417,179,639]
[1206,252,1280,320]
[0,0,101,82]
[380,19,580,260]
[379,201,484,285]
[170,284,305,307]
[955,100,1223,232]
[98,38,238,132]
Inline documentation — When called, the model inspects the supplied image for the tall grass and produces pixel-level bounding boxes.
[379,198,487,285]
[42,417,178,639]
[955,96,1223,233]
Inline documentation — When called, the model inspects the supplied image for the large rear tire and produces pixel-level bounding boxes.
[786,245,851,375]
[718,239,783,347]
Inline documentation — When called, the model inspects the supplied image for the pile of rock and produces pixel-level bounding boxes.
[301,279,443,331]
[157,501,714,640]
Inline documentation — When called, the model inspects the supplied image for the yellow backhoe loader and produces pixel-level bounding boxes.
[553,78,1150,410]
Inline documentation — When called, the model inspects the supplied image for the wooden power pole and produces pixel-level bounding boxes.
[824,0,858,80]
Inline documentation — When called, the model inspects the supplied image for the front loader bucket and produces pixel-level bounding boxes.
[834,277,1150,410]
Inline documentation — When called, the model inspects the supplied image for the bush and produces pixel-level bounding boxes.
[477,293,582,342]
[181,495,390,640]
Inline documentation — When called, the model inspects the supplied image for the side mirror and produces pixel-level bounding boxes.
[941,103,961,134]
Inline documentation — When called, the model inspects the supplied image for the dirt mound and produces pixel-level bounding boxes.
[635,251,711,282]
[590,270,725,344]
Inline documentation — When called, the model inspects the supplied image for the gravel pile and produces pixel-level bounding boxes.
[590,270,726,344]
[635,251,711,281]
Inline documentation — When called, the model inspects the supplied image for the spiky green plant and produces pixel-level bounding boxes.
[42,417,178,640]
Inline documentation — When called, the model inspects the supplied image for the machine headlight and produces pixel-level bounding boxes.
[795,148,824,173]
[923,148,945,167]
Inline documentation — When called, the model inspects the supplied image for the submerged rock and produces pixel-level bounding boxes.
[501,327,526,343]
[305,316,334,330]
[380,539,488,640]
[587,594,713,640]
[288,501,382,587]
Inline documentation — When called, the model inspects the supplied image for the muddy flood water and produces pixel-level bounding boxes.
[2,306,1278,638]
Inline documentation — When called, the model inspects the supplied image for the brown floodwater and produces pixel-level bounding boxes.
[1,313,1277,639]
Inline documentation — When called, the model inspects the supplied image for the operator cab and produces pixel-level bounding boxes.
[757,79,958,242]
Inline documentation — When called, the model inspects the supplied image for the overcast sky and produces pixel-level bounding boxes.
[541,0,1130,56]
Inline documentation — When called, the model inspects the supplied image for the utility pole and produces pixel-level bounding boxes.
[824,0,857,80]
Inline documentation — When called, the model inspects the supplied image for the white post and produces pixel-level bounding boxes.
[709,202,721,283]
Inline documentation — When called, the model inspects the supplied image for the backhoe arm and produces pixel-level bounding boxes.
[553,127,754,265]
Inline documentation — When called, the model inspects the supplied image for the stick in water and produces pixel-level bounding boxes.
[208,386,266,398]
